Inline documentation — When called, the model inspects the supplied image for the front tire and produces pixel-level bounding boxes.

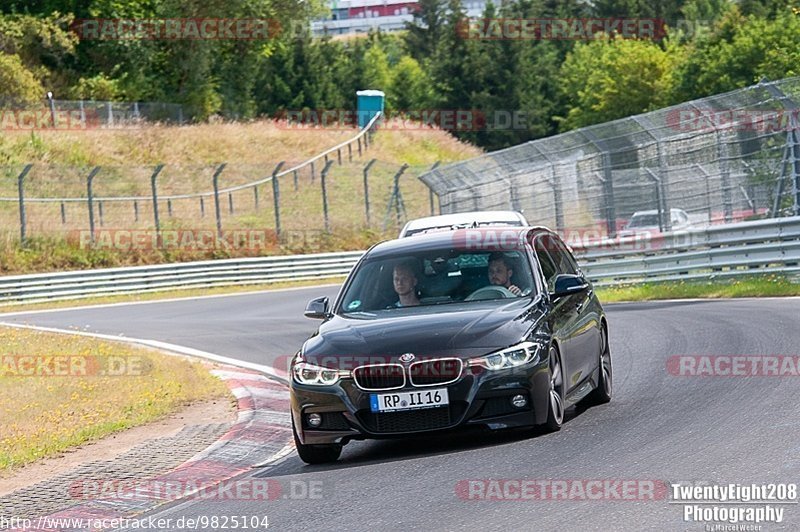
[292,418,342,465]
[541,345,565,432]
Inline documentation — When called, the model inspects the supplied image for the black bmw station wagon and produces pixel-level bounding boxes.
[290,227,612,464]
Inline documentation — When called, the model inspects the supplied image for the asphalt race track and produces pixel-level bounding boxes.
[3,290,799,530]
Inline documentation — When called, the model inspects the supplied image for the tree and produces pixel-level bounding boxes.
[671,8,800,101]
[0,13,77,96]
[389,56,433,111]
[404,0,447,62]
[558,36,676,130]
[0,53,45,103]
[362,43,392,94]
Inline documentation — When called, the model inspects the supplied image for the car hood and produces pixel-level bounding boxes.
[302,297,544,365]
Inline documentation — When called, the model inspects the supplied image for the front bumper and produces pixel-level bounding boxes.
[291,358,551,445]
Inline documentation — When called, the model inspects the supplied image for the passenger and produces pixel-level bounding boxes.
[487,252,522,295]
[393,261,421,307]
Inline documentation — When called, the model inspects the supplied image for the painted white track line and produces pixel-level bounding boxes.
[0,321,288,384]
[0,282,341,318]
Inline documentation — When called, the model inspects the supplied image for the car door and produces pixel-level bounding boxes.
[551,237,601,388]
[537,234,599,391]
[533,234,584,395]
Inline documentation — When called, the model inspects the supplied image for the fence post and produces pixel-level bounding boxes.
[272,161,285,239]
[167,199,173,217]
[253,186,259,210]
[228,193,234,214]
[427,161,441,216]
[293,169,299,191]
[383,163,410,229]
[644,168,666,232]
[98,201,104,227]
[310,161,316,183]
[600,154,617,236]
[134,200,139,222]
[60,202,66,225]
[47,93,57,127]
[348,143,353,162]
[200,197,205,218]
[212,163,226,238]
[150,164,164,239]
[363,159,377,225]
[86,166,101,243]
[337,148,342,165]
[358,137,362,157]
[321,160,335,232]
[17,164,32,244]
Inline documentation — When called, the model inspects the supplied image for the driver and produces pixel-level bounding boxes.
[392,261,421,307]
[487,252,522,296]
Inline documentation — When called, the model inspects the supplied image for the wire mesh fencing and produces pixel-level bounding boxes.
[420,77,800,238]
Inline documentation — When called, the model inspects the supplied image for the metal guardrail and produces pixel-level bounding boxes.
[576,217,800,287]
[0,252,364,305]
[0,218,798,306]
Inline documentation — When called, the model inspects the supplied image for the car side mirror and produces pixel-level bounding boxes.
[550,274,589,299]
[304,296,330,320]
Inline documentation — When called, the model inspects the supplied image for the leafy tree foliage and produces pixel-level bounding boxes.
[0,0,797,148]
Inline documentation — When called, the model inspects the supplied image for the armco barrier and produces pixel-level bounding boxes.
[575,217,800,286]
[0,218,798,305]
[0,252,364,305]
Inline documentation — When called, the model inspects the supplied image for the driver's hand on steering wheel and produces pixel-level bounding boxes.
[507,284,522,296]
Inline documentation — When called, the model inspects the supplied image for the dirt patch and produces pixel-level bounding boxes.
[0,398,235,497]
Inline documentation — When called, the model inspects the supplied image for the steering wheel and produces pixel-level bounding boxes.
[464,285,516,301]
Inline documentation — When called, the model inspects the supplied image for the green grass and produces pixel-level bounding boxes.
[596,274,800,303]
[0,326,230,472]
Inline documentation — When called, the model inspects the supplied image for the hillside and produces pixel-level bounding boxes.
[0,121,482,274]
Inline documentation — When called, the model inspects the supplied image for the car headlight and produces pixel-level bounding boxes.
[292,361,348,386]
[467,342,542,371]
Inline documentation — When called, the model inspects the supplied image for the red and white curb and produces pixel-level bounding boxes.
[13,367,294,531]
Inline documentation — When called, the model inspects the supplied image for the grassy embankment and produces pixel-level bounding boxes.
[0,326,229,473]
[0,121,481,274]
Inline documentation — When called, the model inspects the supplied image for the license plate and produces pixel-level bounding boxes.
[370,388,449,413]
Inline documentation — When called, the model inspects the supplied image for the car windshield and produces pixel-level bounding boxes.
[628,214,660,228]
[338,248,536,314]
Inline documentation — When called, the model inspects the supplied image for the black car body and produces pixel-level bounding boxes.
[290,227,612,464]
